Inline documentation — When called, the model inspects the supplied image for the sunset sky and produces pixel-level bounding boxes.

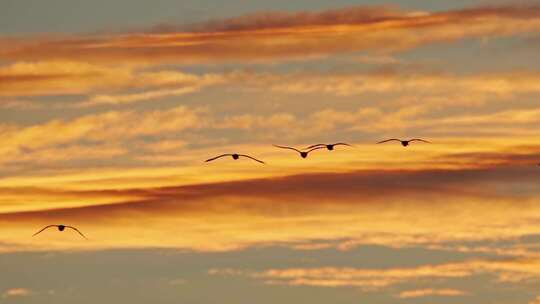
[1,0,540,303]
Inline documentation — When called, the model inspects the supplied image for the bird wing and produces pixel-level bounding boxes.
[377,139,401,144]
[333,143,352,147]
[66,226,88,240]
[205,154,232,162]
[273,145,301,153]
[304,144,326,149]
[306,146,326,154]
[32,225,57,237]
[238,154,265,164]
[409,139,431,143]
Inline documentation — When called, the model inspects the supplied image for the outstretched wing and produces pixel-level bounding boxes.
[66,226,88,240]
[32,225,57,237]
[273,145,301,153]
[306,146,326,154]
[333,143,352,147]
[409,139,431,143]
[205,154,232,162]
[238,154,265,164]
[305,144,326,149]
[377,139,401,144]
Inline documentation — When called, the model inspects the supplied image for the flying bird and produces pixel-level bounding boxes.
[33,225,87,239]
[273,145,325,158]
[377,138,431,147]
[205,153,265,164]
[305,143,352,151]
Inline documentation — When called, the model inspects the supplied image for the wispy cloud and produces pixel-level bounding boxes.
[0,61,225,107]
[396,288,467,298]
[2,288,31,298]
[0,161,539,252]
[210,258,540,290]
[0,106,205,159]
[3,5,540,64]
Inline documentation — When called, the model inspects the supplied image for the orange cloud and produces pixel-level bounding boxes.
[211,258,540,290]
[2,288,31,298]
[3,100,539,166]
[0,160,539,253]
[0,61,224,101]
[2,5,540,64]
[0,105,206,159]
[397,288,466,298]
[252,264,470,289]
[253,71,540,99]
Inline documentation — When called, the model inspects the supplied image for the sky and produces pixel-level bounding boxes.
[1,0,540,303]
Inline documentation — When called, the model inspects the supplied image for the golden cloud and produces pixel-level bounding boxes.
[397,288,466,298]
[2,5,540,64]
[0,105,206,159]
[0,61,225,101]
[2,288,31,298]
[211,258,540,290]
[0,160,539,253]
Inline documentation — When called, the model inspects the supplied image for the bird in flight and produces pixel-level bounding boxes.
[377,138,431,147]
[273,145,325,158]
[205,153,265,164]
[33,225,87,239]
[305,143,352,151]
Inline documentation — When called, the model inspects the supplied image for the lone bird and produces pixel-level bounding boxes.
[305,143,352,151]
[205,153,265,164]
[33,225,87,239]
[377,138,431,147]
[273,145,325,158]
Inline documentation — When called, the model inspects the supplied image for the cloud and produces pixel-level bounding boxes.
[2,288,31,298]
[0,105,206,159]
[4,100,538,166]
[239,70,540,100]
[252,265,471,289]
[396,288,467,298]
[0,99,42,110]
[3,5,540,64]
[0,61,225,106]
[6,61,540,106]
[187,5,412,32]
[0,162,539,252]
[211,258,540,290]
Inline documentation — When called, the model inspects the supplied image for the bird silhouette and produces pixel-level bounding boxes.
[205,153,265,164]
[377,138,431,147]
[305,143,352,151]
[33,225,87,239]
[273,145,325,158]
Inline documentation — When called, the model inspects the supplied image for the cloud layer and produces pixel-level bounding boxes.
[2,5,540,64]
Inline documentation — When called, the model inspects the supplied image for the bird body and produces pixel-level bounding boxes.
[305,143,352,151]
[33,225,87,239]
[377,138,431,147]
[205,153,265,164]
[273,145,325,158]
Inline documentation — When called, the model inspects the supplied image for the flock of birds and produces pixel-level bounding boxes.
[33,138,431,238]
[205,139,431,164]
